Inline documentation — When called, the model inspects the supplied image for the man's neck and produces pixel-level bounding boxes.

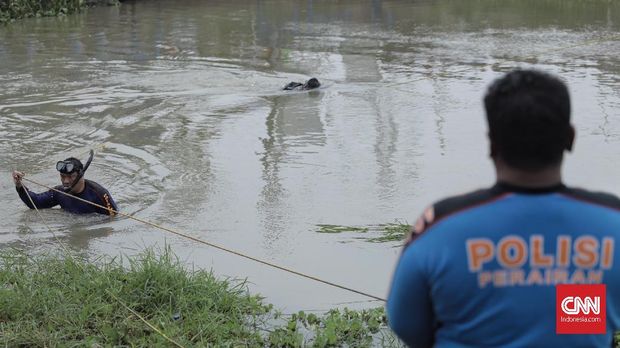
[70,180,86,194]
[495,163,563,188]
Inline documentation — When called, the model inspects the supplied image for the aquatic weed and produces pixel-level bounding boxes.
[268,307,401,348]
[316,224,369,234]
[366,223,410,243]
[315,222,410,244]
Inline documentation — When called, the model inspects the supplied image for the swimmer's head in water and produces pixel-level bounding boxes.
[303,78,321,90]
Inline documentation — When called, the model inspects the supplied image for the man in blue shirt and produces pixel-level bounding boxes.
[12,157,118,216]
[387,70,619,347]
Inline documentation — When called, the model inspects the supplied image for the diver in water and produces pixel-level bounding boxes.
[12,151,118,216]
[283,77,321,91]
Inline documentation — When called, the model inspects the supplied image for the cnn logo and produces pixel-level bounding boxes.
[560,296,600,315]
[556,284,606,334]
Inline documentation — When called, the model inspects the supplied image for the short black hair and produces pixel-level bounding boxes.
[305,78,320,89]
[484,69,572,171]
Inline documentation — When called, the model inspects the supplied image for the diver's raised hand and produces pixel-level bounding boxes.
[12,170,24,188]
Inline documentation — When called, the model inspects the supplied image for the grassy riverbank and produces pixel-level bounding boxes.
[0,248,399,347]
[1,247,617,346]
[0,0,117,23]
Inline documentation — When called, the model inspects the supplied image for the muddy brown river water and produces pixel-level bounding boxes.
[1,0,619,311]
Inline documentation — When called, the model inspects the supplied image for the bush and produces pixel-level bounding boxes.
[0,0,116,23]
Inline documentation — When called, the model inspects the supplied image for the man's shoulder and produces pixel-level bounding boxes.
[432,187,508,222]
[84,180,111,195]
[406,186,505,247]
[405,185,620,247]
[84,180,117,215]
[560,186,620,211]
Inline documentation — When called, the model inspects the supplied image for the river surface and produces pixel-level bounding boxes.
[1,0,619,312]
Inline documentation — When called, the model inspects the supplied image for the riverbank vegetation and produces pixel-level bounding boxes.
[0,0,117,23]
[0,248,400,347]
[1,248,618,347]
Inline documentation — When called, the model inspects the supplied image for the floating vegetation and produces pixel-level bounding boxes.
[366,223,411,243]
[315,222,410,244]
[269,307,402,348]
[316,224,369,234]
[0,248,401,347]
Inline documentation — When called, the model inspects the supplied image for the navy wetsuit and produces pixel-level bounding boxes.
[387,182,620,347]
[17,179,118,216]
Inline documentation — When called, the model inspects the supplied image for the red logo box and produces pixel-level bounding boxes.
[556,284,606,334]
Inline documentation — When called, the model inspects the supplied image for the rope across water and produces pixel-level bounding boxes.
[20,176,387,302]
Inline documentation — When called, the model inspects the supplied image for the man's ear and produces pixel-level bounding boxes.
[565,125,575,152]
[488,132,497,158]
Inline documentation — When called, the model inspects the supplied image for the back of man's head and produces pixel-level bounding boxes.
[484,69,572,171]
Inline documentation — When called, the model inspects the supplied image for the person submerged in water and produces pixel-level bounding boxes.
[283,77,321,91]
[12,155,118,216]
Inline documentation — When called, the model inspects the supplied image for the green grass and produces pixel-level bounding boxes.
[0,248,400,347]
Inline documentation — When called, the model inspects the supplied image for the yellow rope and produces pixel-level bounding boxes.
[22,184,64,244]
[20,176,387,302]
[20,182,185,348]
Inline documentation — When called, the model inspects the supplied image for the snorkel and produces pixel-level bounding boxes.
[58,150,94,193]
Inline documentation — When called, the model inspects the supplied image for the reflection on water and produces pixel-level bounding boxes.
[65,225,116,250]
[258,90,326,251]
[0,0,619,310]
[0,209,115,252]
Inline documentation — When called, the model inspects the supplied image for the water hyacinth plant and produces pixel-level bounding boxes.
[268,307,401,348]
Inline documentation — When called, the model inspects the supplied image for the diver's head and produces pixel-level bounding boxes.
[304,78,321,90]
[56,157,84,189]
